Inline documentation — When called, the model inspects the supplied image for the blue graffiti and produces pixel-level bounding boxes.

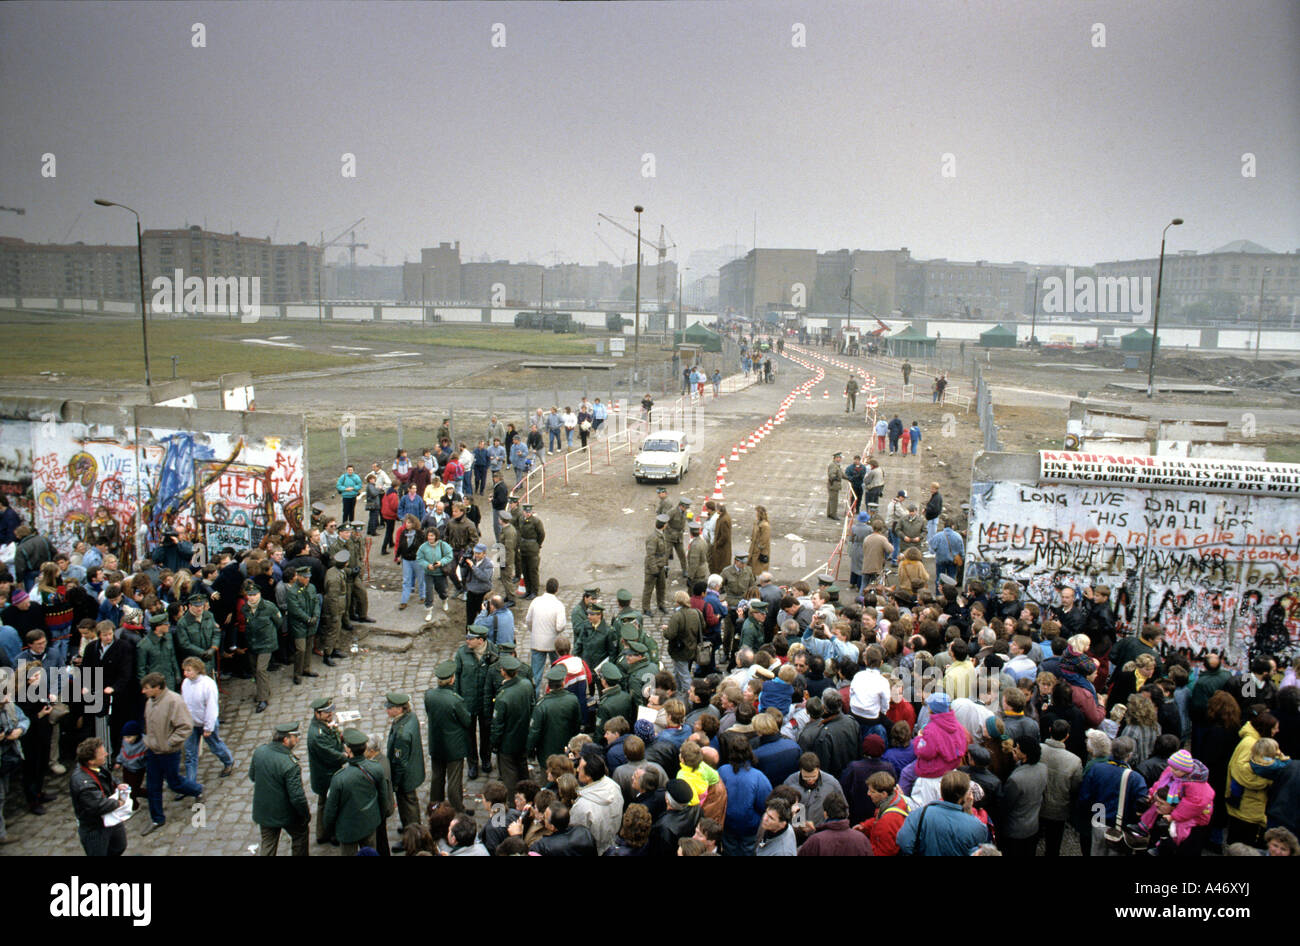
[149,432,215,535]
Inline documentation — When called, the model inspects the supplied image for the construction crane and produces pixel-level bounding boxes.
[317,218,366,299]
[597,212,676,309]
[595,231,626,266]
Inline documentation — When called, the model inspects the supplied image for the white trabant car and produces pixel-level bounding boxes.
[633,429,691,483]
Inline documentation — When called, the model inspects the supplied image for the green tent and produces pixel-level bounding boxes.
[978,323,1018,348]
[1120,326,1158,352]
[887,324,937,358]
[674,322,723,352]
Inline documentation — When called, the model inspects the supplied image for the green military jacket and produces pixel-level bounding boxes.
[720,565,754,607]
[686,537,709,583]
[655,496,674,519]
[626,660,657,706]
[663,606,703,662]
[665,506,686,543]
[491,674,535,756]
[248,740,310,828]
[423,685,473,762]
[827,462,843,488]
[570,601,594,642]
[307,717,347,796]
[243,598,282,654]
[322,566,347,619]
[500,523,519,567]
[527,688,582,761]
[136,630,180,690]
[454,643,499,716]
[595,684,635,731]
[644,530,669,572]
[518,515,545,550]
[740,615,766,652]
[322,756,392,844]
[575,619,620,671]
[286,582,321,639]
[344,534,365,576]
[173,610,219,669]
[386,711,425,792]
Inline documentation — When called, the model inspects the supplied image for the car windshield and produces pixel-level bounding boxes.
[642,440,679,453]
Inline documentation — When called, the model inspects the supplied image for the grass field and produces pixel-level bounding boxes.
[322,322,601,356]
[1,310,603,381]
[0,309,356,382]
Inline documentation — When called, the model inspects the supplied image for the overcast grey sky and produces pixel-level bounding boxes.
[1,0,1297,269]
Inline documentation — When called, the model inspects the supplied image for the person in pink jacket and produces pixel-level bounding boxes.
[1142,749,1215,855]
[913,693,970,779]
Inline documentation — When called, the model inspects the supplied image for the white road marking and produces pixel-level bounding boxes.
[242,338,302,348]
[330,345,373,351]
[373,351,421,358]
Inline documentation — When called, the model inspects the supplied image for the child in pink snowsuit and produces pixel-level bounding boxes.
[1139,749,1214,839]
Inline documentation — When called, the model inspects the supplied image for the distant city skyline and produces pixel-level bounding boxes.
[1,1,1296,271]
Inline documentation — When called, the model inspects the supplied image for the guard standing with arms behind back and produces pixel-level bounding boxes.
[306,696,345,846]
[518,505,545,600]
[827,451,843,519]
[385,692,424,831]
[425,660,472,813]
[248,721,310,856]
[642,514,670,616]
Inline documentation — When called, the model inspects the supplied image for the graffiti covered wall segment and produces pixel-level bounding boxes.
[969,463,1300,665]
[5,399,307,560]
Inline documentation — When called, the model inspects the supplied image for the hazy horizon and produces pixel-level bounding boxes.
[1,0,1297,271]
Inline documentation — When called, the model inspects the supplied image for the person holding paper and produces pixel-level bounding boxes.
[70,737,131,856]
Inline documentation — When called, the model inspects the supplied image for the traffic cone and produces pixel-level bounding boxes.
[718,457,727,474]
[730,445,739,461]
[738,440,747,455]
[823,390,829,399]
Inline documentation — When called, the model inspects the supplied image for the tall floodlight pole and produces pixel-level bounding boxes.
[1254,268,1270,362]
[1145,217,1184,398]
[633,204,643,383]
[94,198,152,387]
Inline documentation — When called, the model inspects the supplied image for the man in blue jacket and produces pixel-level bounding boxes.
[335,465,363,523]
[1076,736,1147,856]
[896,770,991,855]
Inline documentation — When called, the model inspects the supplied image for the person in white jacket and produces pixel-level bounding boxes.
[572,754,624,854]
[180,657,235,782]
[524,578,568,692]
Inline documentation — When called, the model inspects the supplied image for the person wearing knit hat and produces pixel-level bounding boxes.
[1135,748,1214,851]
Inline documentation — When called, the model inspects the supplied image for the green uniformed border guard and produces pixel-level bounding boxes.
[242,580,281,714]
[570,586,599,656]
[344,521,374,626]
[575,603,619,687]
[623,640,656,706]
[666,496,690,578]
[739,598,768,652]
[137,610,180,692]
[306,696,345,845]
[491,654,534,794]
[385,692,424,829]
[686,519,708,588]
[594,663,635,733]
[642,514,670,616]
[174,592,219,677]
[527,665,582,763]
[654,485,673,520]
[249,721,310,856]
[498,510,519,604]
[323,728,394,856]
[321,549,349,667]
[845,376,859,412]
[518,504,545,599]
[827,451,843,519]
[425,659,473,812]
[455,626,498,779]
[720,552,754,666]
[286,566,322,685]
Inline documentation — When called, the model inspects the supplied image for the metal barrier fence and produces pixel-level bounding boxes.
[503,368,760,505]
[972,361,1002,452]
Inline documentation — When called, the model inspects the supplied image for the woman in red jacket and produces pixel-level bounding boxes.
[379,486,400,555]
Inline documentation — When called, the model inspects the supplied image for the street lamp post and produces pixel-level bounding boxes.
[845,266,857,342]
[633,204,643,384]
[1145,217,1184,398]
[1029,273,1040,346]
[1254,268,1271,361]
[94,198,152,388]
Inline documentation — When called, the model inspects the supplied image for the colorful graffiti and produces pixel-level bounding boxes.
[969,478,1300,667]
[16,409,306,560]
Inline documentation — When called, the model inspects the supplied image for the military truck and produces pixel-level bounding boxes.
[514,311,578,333]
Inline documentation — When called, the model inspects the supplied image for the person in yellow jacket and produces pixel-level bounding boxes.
[1224,714,1282,847]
